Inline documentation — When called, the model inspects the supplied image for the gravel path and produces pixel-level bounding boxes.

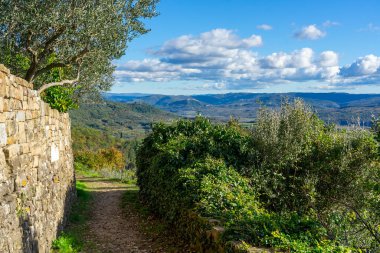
[79,177,165,253]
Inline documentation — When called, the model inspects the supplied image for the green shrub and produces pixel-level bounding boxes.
[136,101,380,252]
[137,117,252,220]
[41,86,79,113]
[250,100,380,250]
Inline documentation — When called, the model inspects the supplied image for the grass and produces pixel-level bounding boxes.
[75,162,137,184]
[51,180,92,253]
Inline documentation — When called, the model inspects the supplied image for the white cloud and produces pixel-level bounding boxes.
[115,29,380,90]
[291,48,314,68]
[323,20,340,27]
[340,54,380,77]
[256,24,272,30]
[116,59,201,82]
[260,48,313,69]
[319,51,339,67]
[202,82,227,90]
[294,25,326,40]
[156,29,262,62]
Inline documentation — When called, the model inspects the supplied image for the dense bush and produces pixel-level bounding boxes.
[136,100,380,252]
[41,86,78,113]
[137,118,250,219]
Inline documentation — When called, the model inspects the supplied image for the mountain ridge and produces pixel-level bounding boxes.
[104,92,380,125]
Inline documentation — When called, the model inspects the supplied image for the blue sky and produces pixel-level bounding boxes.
[112,0,380,94]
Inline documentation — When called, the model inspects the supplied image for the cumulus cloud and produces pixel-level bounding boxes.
[260,48,314,69]
[256,24,272,30]
[115,29,380,89]
[340,55,380,77]
[319,51,339,67]
[115,59,201,82]
[294,25,326,40]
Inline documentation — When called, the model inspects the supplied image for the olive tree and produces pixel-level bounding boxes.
[0,0,158,98]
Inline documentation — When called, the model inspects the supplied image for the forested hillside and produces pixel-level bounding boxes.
[69,102,177,179]
[105,92,380,125]
[70,101,176,139]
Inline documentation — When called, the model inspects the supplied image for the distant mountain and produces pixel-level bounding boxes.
[70,101,177,139]
[104,92,380,126]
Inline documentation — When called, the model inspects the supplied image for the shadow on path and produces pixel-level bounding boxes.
[79,176,190,253]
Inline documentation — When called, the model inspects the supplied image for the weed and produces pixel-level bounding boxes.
[52,180,91,252]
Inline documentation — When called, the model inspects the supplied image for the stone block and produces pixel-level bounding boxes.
[0,123,6,146]
[33,156,39,167]
[8,85,16,99]
[16,111,25,122]
[3,144,20,158]
[25,111,32,120]
[10,99,22,110]
[6,120,17,137]
[2,99,9,112]
[0,64,10,75]
[17,122,26,143]
[21,143,30,154]
[15,77,28,88]
[14,86,23,100]
[6,111,15,120]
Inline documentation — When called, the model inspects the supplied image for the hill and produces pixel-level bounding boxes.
[104,92,380,125]
[69,101,177,139]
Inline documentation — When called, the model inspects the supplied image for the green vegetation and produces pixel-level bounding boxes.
[70,102,176,139]
[69,101,177,183]
[373,117,380,143]
[41,86,79,112]
[137,99,380,252]
[52,180,91,253]
[0,0,158,100]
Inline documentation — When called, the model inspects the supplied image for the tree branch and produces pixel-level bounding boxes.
[25,31,39,82]
[25,31,38,59]
[342,202,380,245]
[38,69,80,94]
[39,26,66,60]
[33,46,88,79]
[34,62,68,77]
[71,47,89,63]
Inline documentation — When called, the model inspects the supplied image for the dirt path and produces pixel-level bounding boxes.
[78,177,188,253]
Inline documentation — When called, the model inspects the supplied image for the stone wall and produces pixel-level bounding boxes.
[0,65,75,253]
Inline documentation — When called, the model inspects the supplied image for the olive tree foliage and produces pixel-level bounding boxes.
[0,0,158,99]
[251,100,380,249]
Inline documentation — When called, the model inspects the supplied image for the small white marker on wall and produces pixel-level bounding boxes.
[51,143,59,162]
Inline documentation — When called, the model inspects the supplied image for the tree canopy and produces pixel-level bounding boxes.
[0,0,158,98]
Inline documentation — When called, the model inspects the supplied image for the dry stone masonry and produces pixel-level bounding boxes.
[0,65,75,253]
